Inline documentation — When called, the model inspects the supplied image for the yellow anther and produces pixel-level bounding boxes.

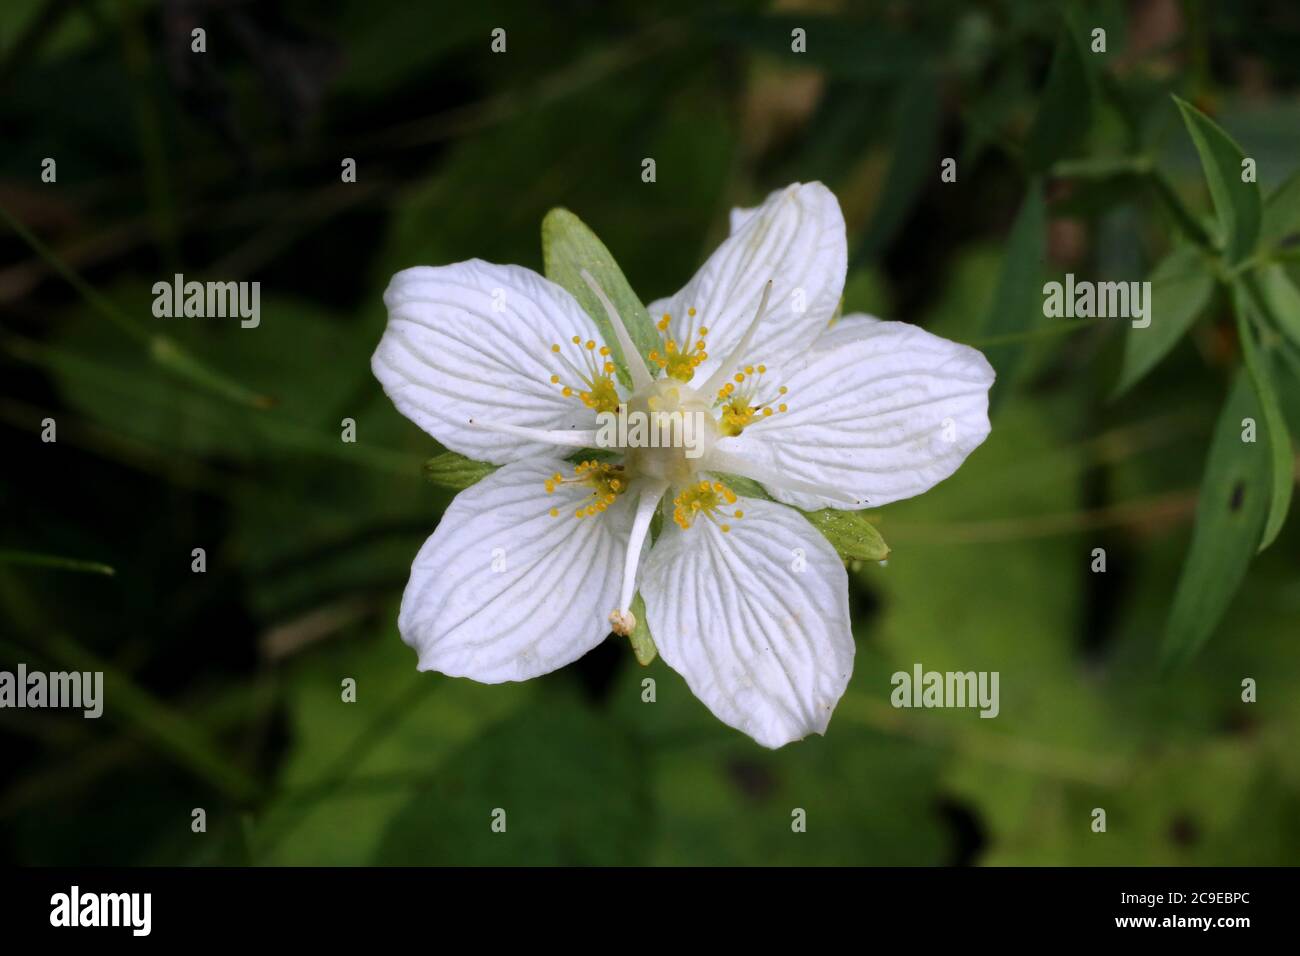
[650,310,708,382]
[547,460,629,520]
[672,478,743,532]
[550,333,622,413]
[715,362,787,436]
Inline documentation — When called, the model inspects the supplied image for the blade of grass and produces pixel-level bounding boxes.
[0,549,115,576]
[0,203,272,410]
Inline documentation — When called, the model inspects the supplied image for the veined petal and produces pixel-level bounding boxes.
[398,458,633,682]
[650,182,847,381]
[375,260,618,464]
[641,496,853,749]
[728,203,761,235]
[716,314,994,510]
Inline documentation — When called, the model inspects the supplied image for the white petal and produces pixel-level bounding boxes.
[398,459,633,682]
[375,260,614,464]
[812,311,881,350]
[729,203,761,235]
[653,182,847,380]
[716,314,994,510]
[641,497,853,748]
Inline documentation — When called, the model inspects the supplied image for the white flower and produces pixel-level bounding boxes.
[372,182,994,748]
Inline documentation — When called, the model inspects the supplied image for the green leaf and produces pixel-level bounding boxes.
[855,73,941,262]
[627,592,657,666]
[422,450,498,490]
[1233,285,1293,551]
[802,509,890,562]
[541,208,659,389]
[1161,372,1271,670]
[718,472,889,562]
[1173,96,1262,266]
[1112,245,1215,397]
[1025,20,1093,172]
[1261,167,1300,248]
[374,694,648,865]
[1254,264,1300,351]
[978,182,1047,411]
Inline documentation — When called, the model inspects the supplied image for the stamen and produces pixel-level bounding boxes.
[703,450,866,506]
[546,459,631,519]
[580,270,655,392]
[547,335,620,413]
[611,480,668,630]
[714,363,788,437]
[467,419,600,448]
[649,309,710,382]
[672,478,741,532]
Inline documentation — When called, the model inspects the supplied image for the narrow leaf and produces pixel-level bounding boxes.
[1254,264,1300,351]
[1173,96,1261,265]
[0,550,116,576]
[1261,167,1300,248]
[979,182,1046,411]
[855,73,941,261]
[1112,245,1214,397]
[1233,285,1293,551]
[541,208,659,389]
[1025,20,1093,172]
[1161,372,1271,670]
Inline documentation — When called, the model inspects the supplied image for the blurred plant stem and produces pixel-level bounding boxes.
[836,693,1128,786]
[0,575,264,806]
[0,334,425,478]
[249,674,427,861]
[0,203,272,409]
[0,549,115,576]
[115,0,179,270]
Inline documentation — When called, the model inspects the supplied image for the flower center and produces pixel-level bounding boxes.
[548,336,621,414]
[544,459,629,519]
[715,364,788,437]
[648,308,708,383]
[672,479,742,533]
[621,378,719,484]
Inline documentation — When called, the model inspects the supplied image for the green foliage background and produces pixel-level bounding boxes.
[2,0,1299,865]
